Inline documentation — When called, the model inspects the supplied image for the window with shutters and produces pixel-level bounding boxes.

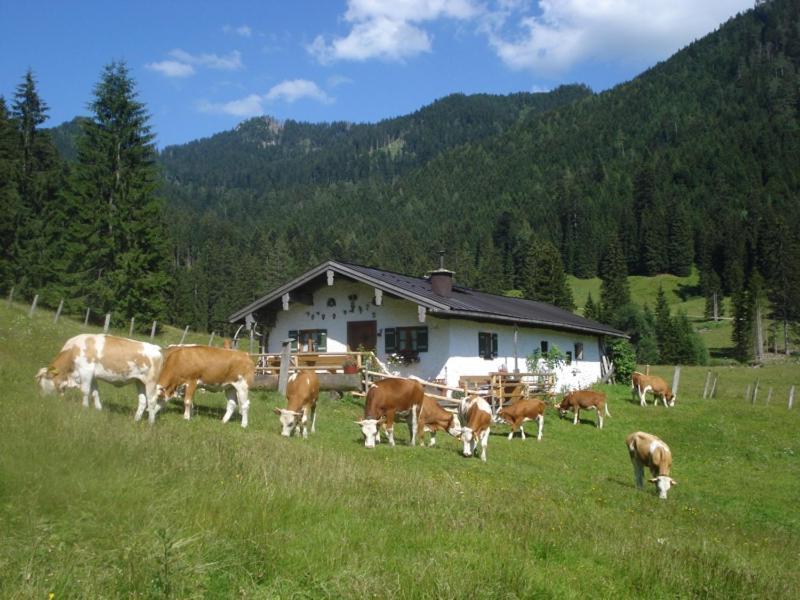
[478,332,499,359]
[383,326,428,353]
[288,329,327,352]
[574,342,584,361]
[540,340,549,354]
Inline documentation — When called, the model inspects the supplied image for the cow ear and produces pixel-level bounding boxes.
[353,420,363,426]
[670,478,678,486]
[649,477,659,483]
[273,407,282,415]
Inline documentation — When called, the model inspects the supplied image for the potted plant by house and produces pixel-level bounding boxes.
[342,356,360,374]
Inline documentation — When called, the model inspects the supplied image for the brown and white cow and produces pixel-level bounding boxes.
[417,394,462,447]
[355,377,424,448]
[35,334,164,422]
[497,398,546,440]
[557,390,610,429]
[631,371,675,407]
[274,370,320,438]
[154,345,255,427]
[459,395,492,462]
[626,431,677,499]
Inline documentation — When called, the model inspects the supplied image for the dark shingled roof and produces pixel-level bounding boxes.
[229,260,627,338]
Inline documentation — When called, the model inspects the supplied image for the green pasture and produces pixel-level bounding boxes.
[1,303,799,598]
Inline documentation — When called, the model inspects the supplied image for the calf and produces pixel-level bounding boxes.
[557,390,610,429]
[274,370,320,438]
[459,395,492,462]
[417,394,462,447]
[631,371,675,407]
[35,334,163,422]
[154,345,255,427]
[626,431,677,499]
[497,398,545,440]
[355,378,424,448]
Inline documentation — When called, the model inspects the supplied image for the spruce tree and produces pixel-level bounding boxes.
[583,292,598,321]
[0,97,21,290]
[66,61,169,327]
[598,233,630,323]
[521,238,575,311]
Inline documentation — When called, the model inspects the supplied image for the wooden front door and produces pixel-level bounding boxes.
[347,320,377,351]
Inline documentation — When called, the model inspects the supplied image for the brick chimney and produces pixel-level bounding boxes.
[429,251,454,298]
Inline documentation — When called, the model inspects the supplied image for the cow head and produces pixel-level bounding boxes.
[666,391,676,407]
[461,426,475,457]
[447,415,463,438]
[556,396,570,417]
[34,366,70,396]
[649,476,677,499]
[355,417,383,448]
[274,407,302,437]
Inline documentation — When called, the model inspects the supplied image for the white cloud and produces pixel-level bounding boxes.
[265,80,333,104]
[197,79,333,117]
[328,74,354,88]
[145,60,195,78]
[169,49,244,70]
[485,0,753,75]
[308,0,481,63]
[223,24,253,37]
[197,94,264,117]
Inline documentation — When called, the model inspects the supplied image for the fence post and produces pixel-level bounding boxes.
[150,320,157,339]
[752,379,760,405]
[744,384,752,402]
[702,370,712,399]
[53,299,64,323]
[278,338,293,395]
[208,331,215,346]
[103,313,111,333]
[28,294,39,317]
[710,375,718,399]
[179,326,189,345]
[789,386,795,410]
[7,286,14,306]
[766,388,773,405]
[249,327,255,354]
[671,366,681,398]
[84,308,90,326]
[129,317,135,337]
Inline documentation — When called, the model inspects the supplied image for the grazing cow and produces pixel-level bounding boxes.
[626,431,677,499]
[557,390,610,429]
[459,395,492,462]
[497,398,546,440]
[417,394,462,447]
[154,345,255,427]
[631,371,675,407]
[274,370,320,438]
[35,334,164,422]
[355,378,424,448]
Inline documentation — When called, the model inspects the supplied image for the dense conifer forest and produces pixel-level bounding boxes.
[2,0,799,363]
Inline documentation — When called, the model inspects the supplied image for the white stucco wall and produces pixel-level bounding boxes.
[259,278,605,392]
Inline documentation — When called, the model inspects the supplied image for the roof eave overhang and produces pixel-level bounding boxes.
[228,260,451,323]
[428,309,629,339]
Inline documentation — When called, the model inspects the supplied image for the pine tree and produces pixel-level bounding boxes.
[521,238,575,311]
[0,97,21,290]
[66,61,169,327]
[583,292,598,321]
[599,233,630,323]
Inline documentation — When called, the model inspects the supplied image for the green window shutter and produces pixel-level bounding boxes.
[318,330,327,352]
[478,332,487,358]
[416,327,429,352]
[491,333,498,357]
[384,328,396,353]
[288,330,298,351]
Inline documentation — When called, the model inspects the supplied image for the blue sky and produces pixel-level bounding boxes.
[1,1,753,149]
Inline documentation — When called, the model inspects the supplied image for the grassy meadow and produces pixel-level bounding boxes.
[1,302,800,598]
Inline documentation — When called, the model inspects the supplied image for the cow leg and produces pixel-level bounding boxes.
[91,380,102,410]
[183,380,197,420]
[479,429,489,462]
[573,408,579,425]
[507,421,515,440]
[631,457,644,489]
[301,406,309,439]
[408,404,418,446]
[222,388,237,424]
[520,422,526,441]
[385,411,396,447]
[310,403,317,434]
[536,414,543,441]
[134,381,148,421]
[597,408,603,429]
[429,430,437,447]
